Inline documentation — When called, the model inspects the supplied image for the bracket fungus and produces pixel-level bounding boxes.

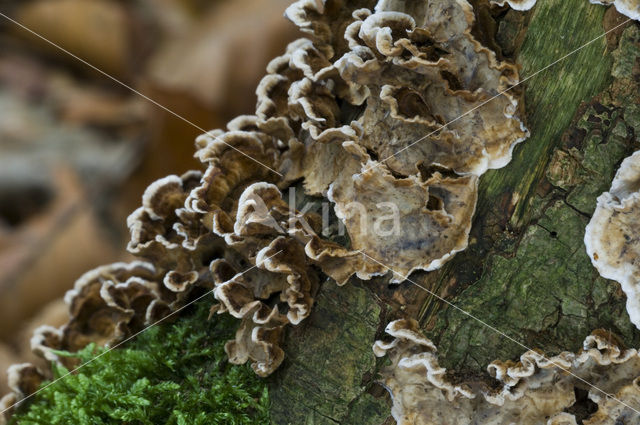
[28,261,174,364]
[585,151,640,330]
[489,0,538,10]
[491,0,640,20]
[5,0,640,423]
[1,0,534,418]
[590,0,640,20]
[283,0,528,280]
[374,319,640,425]
[0,365,45,419]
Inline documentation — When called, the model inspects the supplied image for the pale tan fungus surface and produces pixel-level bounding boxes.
[375,319,640,425]
[585,151,640,330]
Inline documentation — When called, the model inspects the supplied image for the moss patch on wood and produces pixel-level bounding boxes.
[9,303,270,425]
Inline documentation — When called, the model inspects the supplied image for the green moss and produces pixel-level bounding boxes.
[10,304,270,425]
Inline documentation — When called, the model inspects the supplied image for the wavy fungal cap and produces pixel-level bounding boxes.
[590,0,640,20]
[489,0,538,10]
[374,319,640,425]
[585,150,640,329]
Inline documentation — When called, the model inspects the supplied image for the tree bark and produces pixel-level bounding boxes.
[268,1,640,423]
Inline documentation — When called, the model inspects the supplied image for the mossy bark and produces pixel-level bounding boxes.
[268,1,640,423]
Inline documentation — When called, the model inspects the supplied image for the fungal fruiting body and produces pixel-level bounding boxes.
[288,0,528,280]
[374,319,640,425]
[490,0,640,20]
[489,0,539,11]
[0,2,530,414]
[590,0,640,20]
[585,151,640,329]
[3,0,640,422]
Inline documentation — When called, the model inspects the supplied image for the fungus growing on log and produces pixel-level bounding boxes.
[0,1,533,416]
[489,0,538,10]
[0,365,45,419]
[4,0,640,422]
[585,151,640,330]
[491,0,640,20]
[590,0,640,20]
[2,0,534,418]
[327,145,479,280]
[374,319,640,425]
[284,0,528,279]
